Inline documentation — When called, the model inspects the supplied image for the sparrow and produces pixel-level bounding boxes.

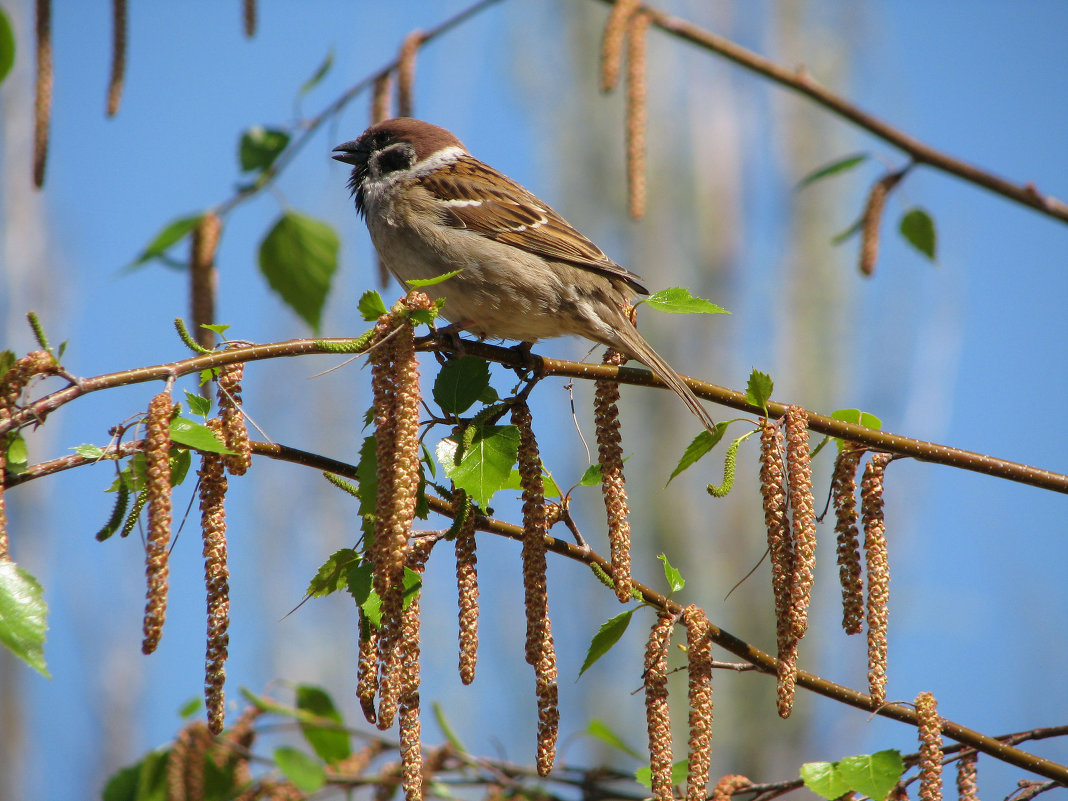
[332,117,716,432]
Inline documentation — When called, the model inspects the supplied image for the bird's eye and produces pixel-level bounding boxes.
[373,143,416,176]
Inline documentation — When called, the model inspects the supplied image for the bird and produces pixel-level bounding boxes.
[332,117,716,433]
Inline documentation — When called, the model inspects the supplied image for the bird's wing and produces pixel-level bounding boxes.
[420,155,648,294]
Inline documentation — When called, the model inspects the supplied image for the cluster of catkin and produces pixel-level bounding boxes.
[642,605,716,801]
[758,409,894,715]
[0,350,61,561]
[511,401,560,777]
[138,358,252,735]
[595,349,634,603]
[600,0,654,219]
[358,292,436,801]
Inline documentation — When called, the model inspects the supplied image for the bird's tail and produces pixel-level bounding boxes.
[607,319,719,435]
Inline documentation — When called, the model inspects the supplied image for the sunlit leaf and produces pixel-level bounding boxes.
[436,426,520,508]
[0,561,50,676]
[128,213,203,269]
[658,554,685,594]
[579,610,633,676]
[745,369,773,411]
[258,211,339,332]
[170,417,232,454]
[296,684,351,765]
[406,269,462,288]
[239,125,290,172]
[433,357,491,415]
[644,287,728,315]
[274,747,325,794]
[668,424,727,484]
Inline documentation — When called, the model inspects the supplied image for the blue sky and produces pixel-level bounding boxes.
[1,2,1066,799]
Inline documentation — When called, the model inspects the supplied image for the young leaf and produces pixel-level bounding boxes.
[830,408,882,431]
[357,289,388,322]
[299,48,334,96]
[503,469,561,499]
[432,701,468,753]
[667,424,728,484]
[797,152,869,190]
[0,8,14,85]
[239,125,291,172]
[636,760,689,789]
[102,749,169,801]
[170,417,232,454]
[5,434,28,474]
[306,548,361,597]
[800,760,852,800]
[184,390,211,418]
[644,287,728,315]
[658,554,685,594]
[899,208,937,260]
[579,463,603,486]
[837,750,903,801]
[128,213,204,269]
[202,323,231,336]
[746,369,774,412]
[0,561,50,676]
[273,747,325,794]
[73,443,107,459]
[579,610,634,676]
[831,214,864,245]
[433,356,491,415]
[258,211,339,333]
[436,426,521,508]
[296,684,351,765]
[406,268,463,288]
[586,719,643,760]
[178,697,202,719]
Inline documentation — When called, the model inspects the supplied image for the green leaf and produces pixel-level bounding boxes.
[184,390,211,418]
[667,424,727,484]
[73,443,107,459]
[433,357,491,415]
[128,213,204,269]
[432,701,468,753]
[745,369,774,411]
[102,749,169,801]
[658,554,685,594]
[797,152,869,190]
[831,214,864,245]
[296,684,351,765]
[899,208,937,260]
[502,468,561,499]
[358,290,388,321]
[579,610,634,676]
[800,761,852,801]
[178,697,202,719]
[169,449,192,488]
[406,269,463,288]
[169,417,232,454]
[239,125,291,172]
[838,750,904,801]
[299,48,334,96]
[345,561,374,606]
[636,760,689,789]
[273,746,325,794]
[586,719,642,760]
[579,463,603,486]
[202,323,231,336]
[0,561,50,677]
[0,8,15,85]
[831,408,882,431]
[643,287,729,315]
[258,211,339,332]
[436,426,520,508]
[5,433,28,474]
[307,548,361,597]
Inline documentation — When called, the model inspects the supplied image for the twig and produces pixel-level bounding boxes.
[594,0,1068,225]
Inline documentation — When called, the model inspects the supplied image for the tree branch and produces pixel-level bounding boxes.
[3,335,1066,495]
[598,0,1068,225]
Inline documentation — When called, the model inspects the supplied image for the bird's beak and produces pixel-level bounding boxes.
[332,141,361,165]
